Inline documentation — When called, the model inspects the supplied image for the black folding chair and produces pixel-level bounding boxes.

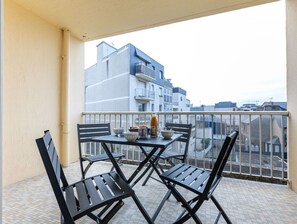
[142,123,192,186]
[36,130,134,224]
[77,123,125,179]
[159,130,238,224]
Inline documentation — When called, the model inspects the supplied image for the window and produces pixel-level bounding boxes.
[138,103,145,112]
[159,105,162,111]
[159,71,163,79]
[152,104,155,112]
[159,87,163,96]
[151,84,155,98]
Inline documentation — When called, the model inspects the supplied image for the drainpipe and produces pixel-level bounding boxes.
[61,29,70,166]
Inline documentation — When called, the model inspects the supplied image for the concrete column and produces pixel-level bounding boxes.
[61,29,70,166]
[286,0,297,192]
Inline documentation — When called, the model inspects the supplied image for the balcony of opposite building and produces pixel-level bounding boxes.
[135,63,156,82]
[135,88,155,101]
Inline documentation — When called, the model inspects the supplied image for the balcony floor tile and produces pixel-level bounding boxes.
[3,162,297,223]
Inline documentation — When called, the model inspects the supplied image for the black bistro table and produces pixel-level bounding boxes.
[91,133,182,224]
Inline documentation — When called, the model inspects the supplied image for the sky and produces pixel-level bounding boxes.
[84,1,286,107]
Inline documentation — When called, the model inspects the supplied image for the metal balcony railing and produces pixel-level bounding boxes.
[82,111,289,183]
[134,88,155,101]
[135,63,156,81]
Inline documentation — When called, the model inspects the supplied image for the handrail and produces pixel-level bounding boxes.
[83,111,289,116]
[82,111,289,183]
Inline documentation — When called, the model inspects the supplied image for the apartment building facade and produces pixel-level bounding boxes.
[85,42,174,112]
[172,87,190,112]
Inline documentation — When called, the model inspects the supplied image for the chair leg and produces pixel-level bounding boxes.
[81,162,93,180]
[60,214,64,224]
[165,183,202,224]
[211,195,232,224]
[100,200,125,224]
[152,189,172,221]
[60,214,74,224]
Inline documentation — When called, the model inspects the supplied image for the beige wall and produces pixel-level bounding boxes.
[3,0,84,186]
[68,35,84,162]
[286,0,297,191]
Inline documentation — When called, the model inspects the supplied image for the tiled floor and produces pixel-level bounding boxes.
[3,161,297,224]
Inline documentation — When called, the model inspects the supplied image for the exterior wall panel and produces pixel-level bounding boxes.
[3,0,84,186]
[3,0,61,186]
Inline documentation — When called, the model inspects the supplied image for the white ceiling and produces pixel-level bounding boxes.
[12,0,278,41]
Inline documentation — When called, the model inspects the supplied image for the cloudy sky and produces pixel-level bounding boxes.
[85,1,286,107]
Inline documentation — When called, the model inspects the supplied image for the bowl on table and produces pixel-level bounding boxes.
[161,130,174,139]
[123,132,139,142]
[114,127,124,136]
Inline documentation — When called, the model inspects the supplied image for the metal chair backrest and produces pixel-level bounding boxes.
[35,131,73,223]
[203,130,238,198]
[165,123,192,160]
[77,123,111,143]
[77,123,111,154]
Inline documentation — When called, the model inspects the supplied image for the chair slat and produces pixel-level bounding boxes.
[83,153,123,162]
[181,168,204,186]
[78,123,110,128]
[65,186,78,216]
[79,126,110,133]
[199,175,219,194]
[166,163,189,179]
[109,172,132,193]
[48,141,55,162]
[79,130,110,137]
[75,182,91,212]
[52,152,60,181]
[175,166,198,182]
[84,178,102,205]
[162,163,185,176]
[93,175,113,200]
[43,131,52,145]
[190,171,210,190]
[102,173,123,197]
[166,124,192,143]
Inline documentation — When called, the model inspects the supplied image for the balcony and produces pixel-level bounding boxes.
[135,63,156,82]
[134,88,155,101]
[82,111,289,183]
[4,161,297,223]
[3,110,295,223]
[4,1,297,223]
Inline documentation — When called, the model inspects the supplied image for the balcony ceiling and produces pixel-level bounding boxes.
[12,0,278,41]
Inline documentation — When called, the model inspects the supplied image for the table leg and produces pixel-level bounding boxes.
[127,146,160,185]
[101,142,154,223]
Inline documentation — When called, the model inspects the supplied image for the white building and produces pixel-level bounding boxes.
[85,42,174,112]
[172,87,191,112]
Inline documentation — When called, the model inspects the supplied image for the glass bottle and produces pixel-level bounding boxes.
[150,114,158,138]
